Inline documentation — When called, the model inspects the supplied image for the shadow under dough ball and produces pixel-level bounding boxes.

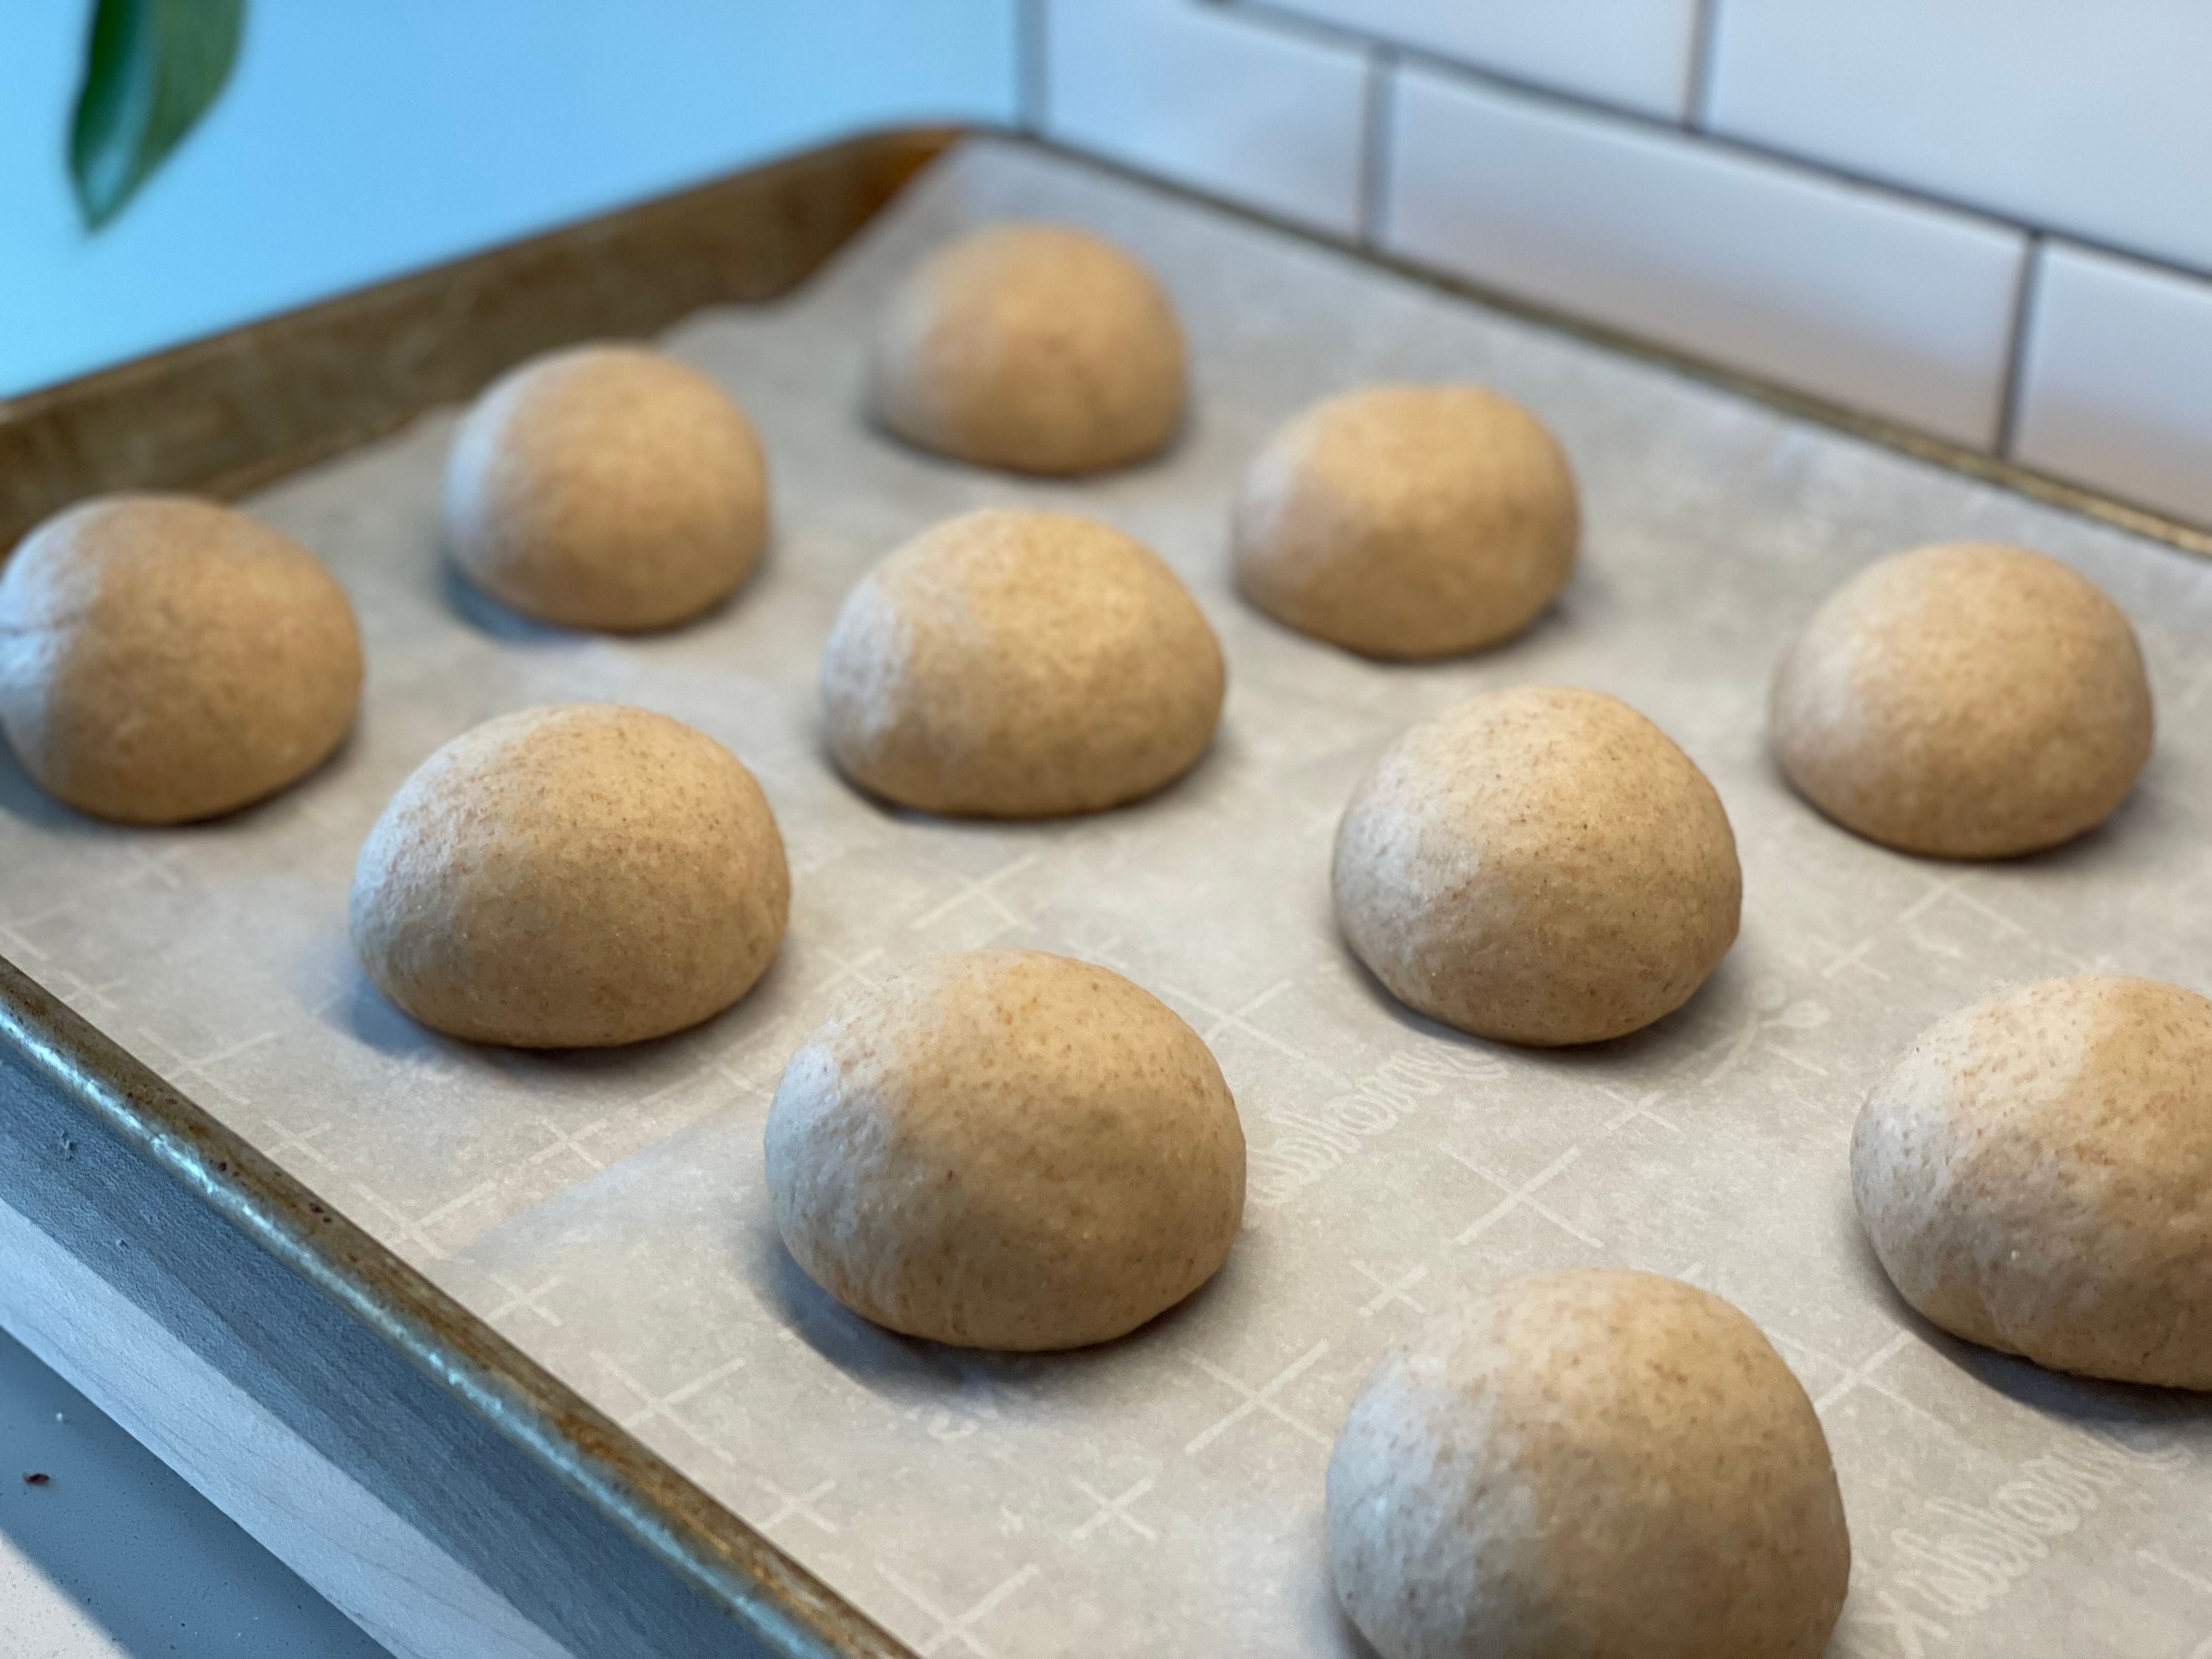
[444,343,769,631]
[867,222,1186,475]
[1771,541,2153,857]
[1333,686,1740,1046]
[763,950,1246,1351]
[1233,383,1578,659]
[0,494,361,824]
[820,507,1224,817]
[349,704,788,1048]
[1326,1270,1850,1659]
[1853,974,2212,1390]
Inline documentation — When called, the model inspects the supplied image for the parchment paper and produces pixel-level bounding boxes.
[5,138,2210,1658]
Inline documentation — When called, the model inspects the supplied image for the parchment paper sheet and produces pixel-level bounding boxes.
[5,139,2210,1657]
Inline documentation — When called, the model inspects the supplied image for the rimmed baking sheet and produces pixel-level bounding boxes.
[3,137,2209,1656]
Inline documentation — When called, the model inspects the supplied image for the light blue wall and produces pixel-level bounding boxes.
[0,2,1019,396]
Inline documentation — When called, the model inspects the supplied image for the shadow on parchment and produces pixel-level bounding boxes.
[1330,911,1736,1085]
[751,1194,1248,1409]
[315,913,791,1077]
[437,539,770,646]
[324,958,461,1063]
[439,556,592,646]
[1326,1597,1384,1659]
[1839,1184,2211,1442]
[1233,571,1583,675]
[809,713,1251,837]
[1757,732,2164,878]
[0,718,361,839]
[0,735,87,833]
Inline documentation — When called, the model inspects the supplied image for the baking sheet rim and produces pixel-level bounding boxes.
[3,127,2207,1659]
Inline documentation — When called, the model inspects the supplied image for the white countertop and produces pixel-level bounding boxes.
[0,1327,388,1659]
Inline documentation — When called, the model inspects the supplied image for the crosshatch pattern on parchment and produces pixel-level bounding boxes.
[4,140,2210,1657]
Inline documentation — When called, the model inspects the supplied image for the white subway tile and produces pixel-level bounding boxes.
[1706,1,2212,276]
[1254,0,1697,119]
[2012,242,2212,528]
[1042,0,1368,238]
[1381,65,2027,447]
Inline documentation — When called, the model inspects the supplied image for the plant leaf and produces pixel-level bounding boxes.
[70,0,245,230]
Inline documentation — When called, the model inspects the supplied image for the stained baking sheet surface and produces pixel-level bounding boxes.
[5,139,2210,1657]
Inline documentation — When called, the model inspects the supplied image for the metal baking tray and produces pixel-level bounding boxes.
[4,132,2210,1658]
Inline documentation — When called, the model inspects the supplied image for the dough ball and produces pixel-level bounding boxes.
[1771,541,2152,858]
[1327,1271,1849,1659]
[0,494,361,824]
[1234,384,1578,659]
[1334,686,1739,1046]
[868,223,1185,475]
[444,344,769,631]
[764,950,1246,1350]
[821,507,1224,817]
[1853,974,2212,1389]
[349,704,788,1047]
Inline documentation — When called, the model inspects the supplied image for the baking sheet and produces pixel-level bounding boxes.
[5,137,2211,1657]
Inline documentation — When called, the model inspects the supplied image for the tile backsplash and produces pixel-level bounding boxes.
[1042,0,1369,236]
[1383,65,2027,449]
[1277,0,1702,120]
[1031,0,2212,529]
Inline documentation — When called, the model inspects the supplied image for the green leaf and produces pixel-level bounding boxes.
[70,0,245,230]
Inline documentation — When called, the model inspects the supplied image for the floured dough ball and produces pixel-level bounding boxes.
[1334,687,1739,1046]
[0,494,361,824]
[1772,541,2152,858]
[1327,1270,1849,1659]
[764,950,1246,1350]
[821,507,1223,817]
[1853,975,2212,1389]
[868,223,1185,475]
[1234,384,1578,659]
[349,704,788,1047]
[444,344,768,630]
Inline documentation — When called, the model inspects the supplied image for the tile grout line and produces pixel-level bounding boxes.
[1217,0,1377,57]
[1217,0,2212,291]
[1233,0,1756,144]
[1358,47,1398,250]
[1018,0,1049,136]
[1993,231,2047,459]
[1684,0,1723,130]
[1024,132,2212,555]
[1060,5,2212,538]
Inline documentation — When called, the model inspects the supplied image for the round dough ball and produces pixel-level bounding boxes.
[1334,686,1739,1046]
[764,950,1246,1350]
[1327,1270,1850,1659]
[1853,974,2212,1389]
[1771,541,2152,858]
[821,507,1224,817]
[0,494,362,824]
[444,344,769,631]
[349,704,788,1048]
[867,223,1185,475]
[1234,384,1578,659]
